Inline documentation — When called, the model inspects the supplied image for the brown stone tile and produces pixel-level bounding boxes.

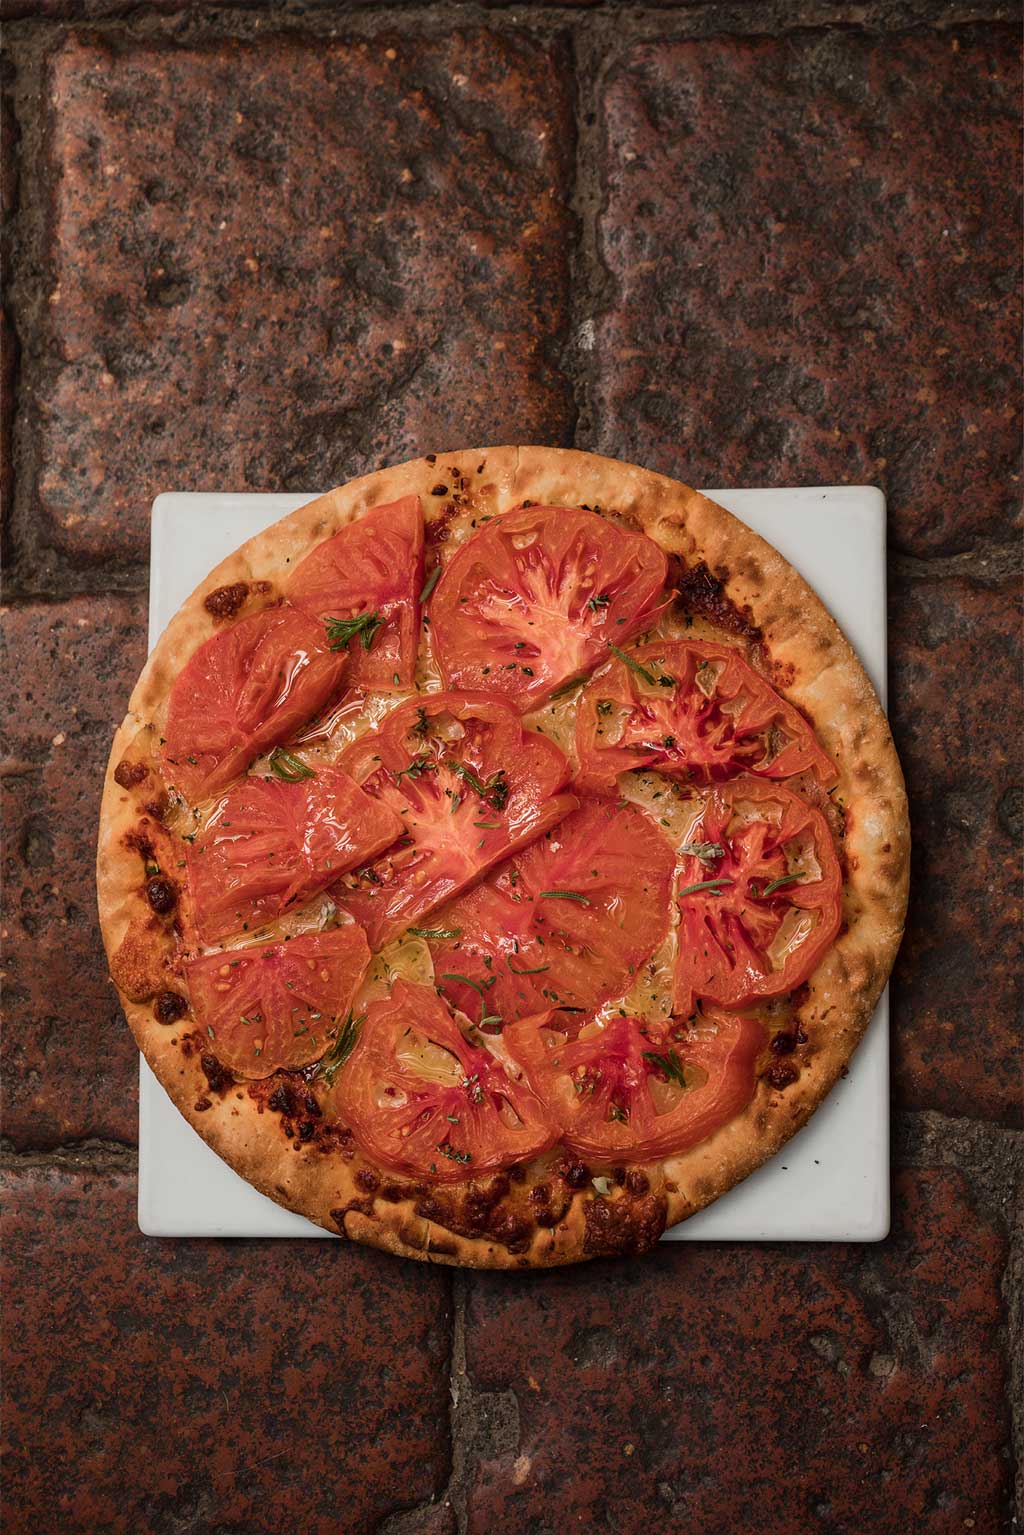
[592,27,1021,557]
[889,569,1022,1124]
[1,307,15,528]
[1,596,146,1146]
[1,1162,452,1535]
[463,1167,1010,1534]
[1,0,279,19]
[30,30,574,570]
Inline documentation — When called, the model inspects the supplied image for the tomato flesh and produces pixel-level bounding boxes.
[430,504,668,711]
[333,979,558,1180]
[575,639,836,792]
[186,765,405,943]
[429,796,675,1024]
[186,926,371,1079]
[331,692,577,949]
[673,775,842,1012]
[503,1010,764,1160]
[162,605,348,801]
[285,496,424,688]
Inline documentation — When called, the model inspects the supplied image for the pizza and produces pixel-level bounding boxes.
[96,447,909,1267]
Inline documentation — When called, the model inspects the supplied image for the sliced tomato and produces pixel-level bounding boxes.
[673,776,842,1012]
[185,926,370,1079]
[186,765,405,944]
[330,692,578,949]
[428,797,675,1025]
[285,496,424,688]
[162,604,348,801]
[503,1010,764,1161]
[430,504,668,711]
[333,979,557,1180]
[575,639,837,793]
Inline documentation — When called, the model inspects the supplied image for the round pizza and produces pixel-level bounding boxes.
[97,447,910,1267]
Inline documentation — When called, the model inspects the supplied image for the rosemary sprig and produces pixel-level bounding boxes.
[449,762,509,810]
[317,1012,365,1087]
[642,1049,688,1088]
[420,565,442,603]
[324,611,384,652]
[440,973,487,998]
[759,872,804,897]
[607,643,674,688]
[408,926,463,940]
[539,889,591,904]
[268,748,316,782]
[550,673,589,700]
[677,878,733,898]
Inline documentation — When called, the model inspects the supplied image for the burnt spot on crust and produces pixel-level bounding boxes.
[558,1158,591,1190]
[114,759,149,790]
[410,1169,573,1253]
[583,1190,668,1258]
[255,1076,324,1139]
[145,876,177,915]
[246,1074,357,1155]
[425,501,458,546]
[154,990,188,1025]
[204,581,250,620]
[763,1061,800,1090]
[673,559,762,643]
[200,1052,235,1096]
[123,827,157,864]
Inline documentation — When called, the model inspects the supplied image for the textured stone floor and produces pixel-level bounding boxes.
[1,2,1020,1531]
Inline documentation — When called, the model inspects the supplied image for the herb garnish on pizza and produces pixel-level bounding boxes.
[97,448,909,1267]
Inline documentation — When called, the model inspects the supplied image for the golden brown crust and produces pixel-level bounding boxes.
[97,446,909,1268]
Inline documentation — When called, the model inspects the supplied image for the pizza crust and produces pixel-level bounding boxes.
[97,447,909,1267]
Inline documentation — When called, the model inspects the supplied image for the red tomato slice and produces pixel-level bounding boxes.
[186,926,370,1079]
[575,639,837,792]
[334,979,558,1180]
[331,692,578,949]
[503,1009,764,1161]
[673,776,842,1012]
[186,766,405,944]
[430,504,668,711]
[285,496,424,688]
[428,797,675,1025]
[162,605,348,801]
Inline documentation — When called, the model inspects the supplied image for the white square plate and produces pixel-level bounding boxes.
[140,486,889,1242]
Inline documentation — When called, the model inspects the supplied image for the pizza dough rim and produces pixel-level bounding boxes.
[97,445,909,1268]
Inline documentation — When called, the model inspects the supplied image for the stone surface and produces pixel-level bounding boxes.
[27,30,574,570]
[1,596,146,1146]
[888,567,1022,1124]
[592,26,1022,557]
[1,1163,452,1535]
[464,1167,1011,1534]
[1,54,16,537]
